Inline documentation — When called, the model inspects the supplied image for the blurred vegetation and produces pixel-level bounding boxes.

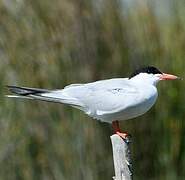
[0,0,184,179]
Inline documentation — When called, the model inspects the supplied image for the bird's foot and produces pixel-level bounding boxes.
[116,131,131,143]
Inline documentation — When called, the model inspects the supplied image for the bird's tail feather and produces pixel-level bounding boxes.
[6,86,84,108]
[6,85,62,103]
[6,94,34,99]
[7,85,50,95]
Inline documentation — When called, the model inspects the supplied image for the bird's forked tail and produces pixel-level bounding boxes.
[6,85,84,108]
[6,85,60,102]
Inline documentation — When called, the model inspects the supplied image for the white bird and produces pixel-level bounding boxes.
[7,66,179,139]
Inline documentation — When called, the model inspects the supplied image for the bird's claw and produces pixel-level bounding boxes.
[116,132,132,143]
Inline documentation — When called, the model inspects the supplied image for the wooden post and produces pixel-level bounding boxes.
[111,134,132,180]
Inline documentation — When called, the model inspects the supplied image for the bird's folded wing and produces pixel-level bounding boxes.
[58,80,141,116]
[86,87,141,115]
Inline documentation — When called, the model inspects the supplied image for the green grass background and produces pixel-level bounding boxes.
[0,0,185,179]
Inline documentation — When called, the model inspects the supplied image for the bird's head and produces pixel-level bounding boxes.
[129,66,180,85]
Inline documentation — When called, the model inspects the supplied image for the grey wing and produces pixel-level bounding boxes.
[62,82,141,116]
[83,86,141,116]
[6,80,141,117]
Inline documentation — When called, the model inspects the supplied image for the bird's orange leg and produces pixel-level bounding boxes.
[112,121,129,139]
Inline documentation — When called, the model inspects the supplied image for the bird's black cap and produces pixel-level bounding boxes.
[129,66,162,79]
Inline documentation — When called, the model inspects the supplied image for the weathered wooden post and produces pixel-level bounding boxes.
[111,134,132,180]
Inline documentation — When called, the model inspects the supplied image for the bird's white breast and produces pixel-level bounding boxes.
[92,84,158,123]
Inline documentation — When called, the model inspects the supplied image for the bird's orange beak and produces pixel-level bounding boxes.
[159,73,180,80]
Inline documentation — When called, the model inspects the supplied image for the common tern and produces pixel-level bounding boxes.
[7,66,179,139]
